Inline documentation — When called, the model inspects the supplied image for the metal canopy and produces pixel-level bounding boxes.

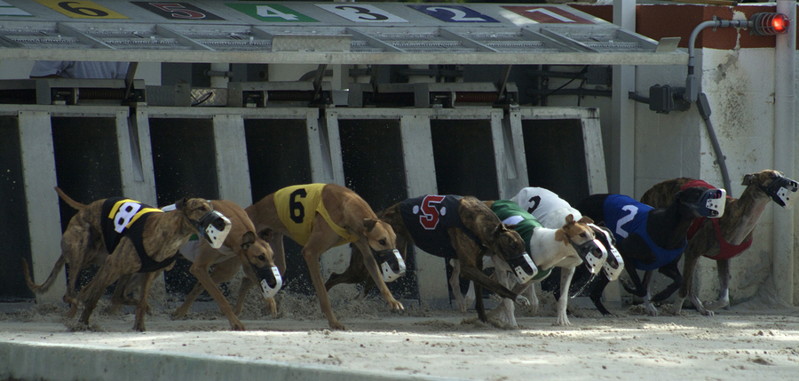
[0,1,686,65]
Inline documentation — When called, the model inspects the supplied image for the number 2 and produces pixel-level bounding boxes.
[615,205,638,238]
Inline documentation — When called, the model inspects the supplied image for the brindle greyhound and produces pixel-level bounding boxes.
[640,169,797,315]
[170,200,281,331]
[326,195,530,324]
[23,187,219,331]
[246,183,403,330]
[576,186,724,316]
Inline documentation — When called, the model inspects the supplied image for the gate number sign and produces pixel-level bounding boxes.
[132,2,223,21]
[35,0,127,19]
[226,3,317,23]
[408,5,498,23]
[502,6,593,24]
[316,3,407,23]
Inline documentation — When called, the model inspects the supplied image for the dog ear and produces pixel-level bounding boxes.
[577,216,594,224]
[565,214,575,224]
[174,198,188,210]
[257,228,273,242]
[742,173,755,186]
[240,231,255,250]
[363,218,377,232]
[555,229,570,246]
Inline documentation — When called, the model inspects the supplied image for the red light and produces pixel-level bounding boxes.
[772,14,788,33]
[750,12,791,36]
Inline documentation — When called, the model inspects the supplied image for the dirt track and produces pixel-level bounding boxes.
[2,293,798,381]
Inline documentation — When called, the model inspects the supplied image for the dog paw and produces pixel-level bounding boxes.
[699,309,715,317]
[514,295,530,306]
[704,300,729,311]
[644,305,659,317]
[388,299,405,312]
[329,321,347,331]
[555,317,572,326]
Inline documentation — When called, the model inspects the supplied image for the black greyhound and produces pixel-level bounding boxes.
[574,186,725,316]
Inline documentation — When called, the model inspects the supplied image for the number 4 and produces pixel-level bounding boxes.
[256,5,298,21]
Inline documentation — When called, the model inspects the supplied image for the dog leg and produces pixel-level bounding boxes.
[458,266,527,309]
[448,259,469,313]
[302,224,348,330]
[186,257,246,330]
[588,275,613,316]
[489,257,518,328]
[704,259,730,312]
[555,266,576,326]
[652,259,683,302]
[61,223,93,318]
[133,271,158,332]
[641,271,659,317]
[674,252,701,316]
[76,262,126,328]
[352,240,404,312]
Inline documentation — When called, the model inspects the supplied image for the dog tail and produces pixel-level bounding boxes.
[54,186,87,210]
[21,256,65,294]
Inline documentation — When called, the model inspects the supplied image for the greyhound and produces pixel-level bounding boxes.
[246,183,404,330]
[640,169,797,315]
[326,194,532,324]
[23,187,229,331]
[170,200,282,331]
[576,186,726,316]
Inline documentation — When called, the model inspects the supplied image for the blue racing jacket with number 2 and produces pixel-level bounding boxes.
[603,194,686,271]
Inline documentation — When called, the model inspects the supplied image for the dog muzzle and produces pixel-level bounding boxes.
[161,203,232,249]
[258,266,283,298]
[508,252,538,284]
[763,176,799,208]
[195,211,232,249]
[690,188,727,218]
[589,225,625,281]
[572,239,607,275]
[375,249,406,283]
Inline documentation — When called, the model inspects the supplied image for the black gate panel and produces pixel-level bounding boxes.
[245,119,313,295]
[0,117,33,301]
[431,120,499,200]
[149,118,219,295]
[49,117,124,296]
[522,119,589,206]
[338,119,415,299]
[245,119,312,200]
[52,117,123,229]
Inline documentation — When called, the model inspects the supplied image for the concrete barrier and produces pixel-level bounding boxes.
[0,340,454,381]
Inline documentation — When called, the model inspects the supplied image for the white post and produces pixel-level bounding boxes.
[773,0,795,306]
[610,0,636,196]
